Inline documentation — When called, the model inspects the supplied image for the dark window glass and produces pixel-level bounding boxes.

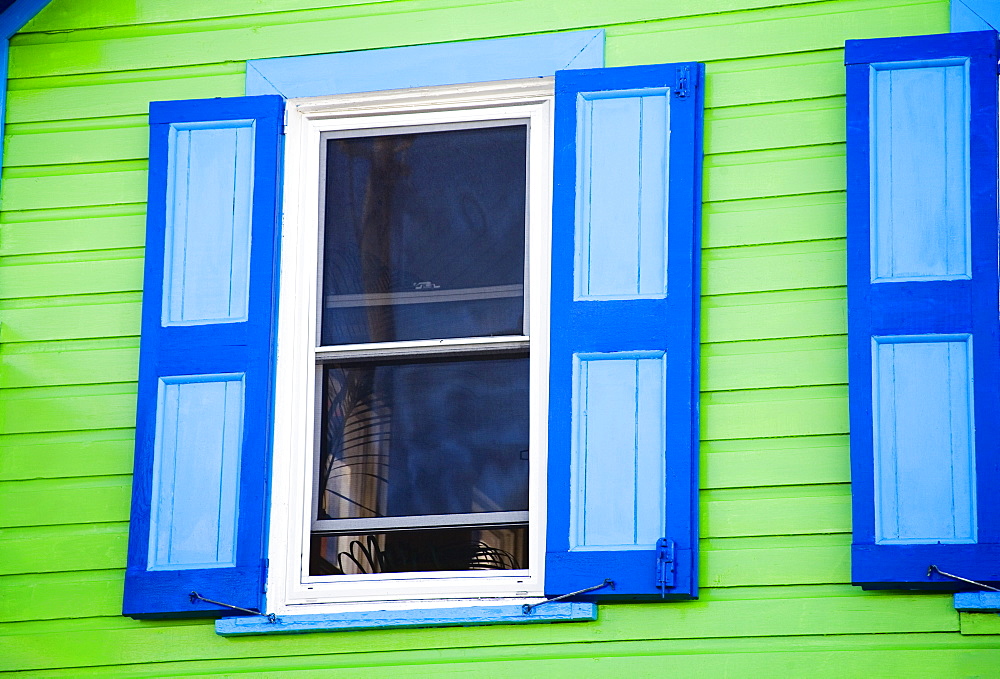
[317,355,530,520]
[321,125,527,345]
[310,527,527,576]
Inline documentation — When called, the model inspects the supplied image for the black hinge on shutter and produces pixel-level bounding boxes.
[656,538,675,596]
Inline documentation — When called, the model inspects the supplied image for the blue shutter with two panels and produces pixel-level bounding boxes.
[123,95,284,617]
[846,31,1000,589]
[546,63,703,599]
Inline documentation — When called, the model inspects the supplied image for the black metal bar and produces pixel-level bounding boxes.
[927,565,1000,592]
[189,591,277,622]
[521,579,614,614]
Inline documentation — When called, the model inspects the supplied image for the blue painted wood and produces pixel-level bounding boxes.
[954,592,1000,611]
[576,92,669,299]
[149,374,245,569]
[846,31,1000,589]
[571,353,665,549]
[245,30,604,97]
[872,337,976,544]
[547,62,702,600]
[124,95,284,618]
[871,60,970,281]
[163,121,255,325]
[215,603,597,636]
[952,0,1000,32]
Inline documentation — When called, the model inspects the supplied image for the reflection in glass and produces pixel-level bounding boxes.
[317,355,530,521]
[321,125,528,345]
[310,527,527,576]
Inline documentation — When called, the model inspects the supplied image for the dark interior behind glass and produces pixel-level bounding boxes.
[312,122,530,576]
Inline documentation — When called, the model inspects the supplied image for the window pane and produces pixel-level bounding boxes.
[321,125,527,345]
[310,526,527,576]
[317,355,530,521]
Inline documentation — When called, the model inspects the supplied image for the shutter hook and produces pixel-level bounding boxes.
[189,591,277,623]
[522,579,614,614]
[927,565,1000,592]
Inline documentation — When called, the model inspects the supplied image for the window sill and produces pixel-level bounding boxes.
[215,602,596,636]
[954,592,1000,612]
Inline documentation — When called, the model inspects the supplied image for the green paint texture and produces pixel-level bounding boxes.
[2,0,995,675]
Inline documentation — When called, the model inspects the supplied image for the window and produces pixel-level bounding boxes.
[845,30,1000,589]
[122,36,703,625]
[269,81,554,609]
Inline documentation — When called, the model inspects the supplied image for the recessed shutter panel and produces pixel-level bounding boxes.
[846,31,1000,589]
[123,95,284,617]
[546,63,702,600]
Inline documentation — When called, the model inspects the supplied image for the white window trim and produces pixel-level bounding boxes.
[267,78,554,615]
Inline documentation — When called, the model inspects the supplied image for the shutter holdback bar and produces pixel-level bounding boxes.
[190,591,278,622]
[522,579,614,614]
[927,565,1000,592]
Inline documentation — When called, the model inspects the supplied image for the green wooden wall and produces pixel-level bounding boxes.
[2,0,999,675]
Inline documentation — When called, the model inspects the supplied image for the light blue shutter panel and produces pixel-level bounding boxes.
[846,31,1000,589]
[547,63,702,600]
[124,95,284,617]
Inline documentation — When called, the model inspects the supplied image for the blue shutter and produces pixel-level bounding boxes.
[546,63,702,600]
[123,95,284,617]
[846,31,1000,589]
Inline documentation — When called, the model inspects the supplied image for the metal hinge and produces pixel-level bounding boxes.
[674,66,690,99]
[656,538,675,596]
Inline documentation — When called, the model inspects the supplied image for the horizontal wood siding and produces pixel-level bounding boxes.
[3,0,997,674]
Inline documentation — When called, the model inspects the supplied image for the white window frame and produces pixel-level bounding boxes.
[267,78,554,614]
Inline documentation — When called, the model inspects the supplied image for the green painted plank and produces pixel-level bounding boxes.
[0,594,961,672]
[705,146,844,202]
[0,570,123,623]
[702,335,847,391]
[703,490,850,538]
[25,0,403,31]
[608,0,945,65]
[5,126,148,167]
[0,387,137,435]
[0,214,145,256]
[22,0,840,33]
[0,523,128,576]
[0,170,147,212]
[703,239,845,296]
[0,299,141,343]
[702,435,850,488]
[167,649,1000,679]
[0,429,134,481]
[6,73,243,124]
[703,193,845,248]
[10,0,908,78]
[702,288,846,343]
[6,631,995,678]
[705,97,844,154]
[702,385,848,440]
[1,346,138,389]
[0,258,143,299]
[703,543,848,587]
[704,52,845,108]
[0,476,131,528]
[959,612,1000,635]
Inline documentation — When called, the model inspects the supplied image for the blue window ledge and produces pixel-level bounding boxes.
[216,602,597,636]
[954,592,1000,613]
